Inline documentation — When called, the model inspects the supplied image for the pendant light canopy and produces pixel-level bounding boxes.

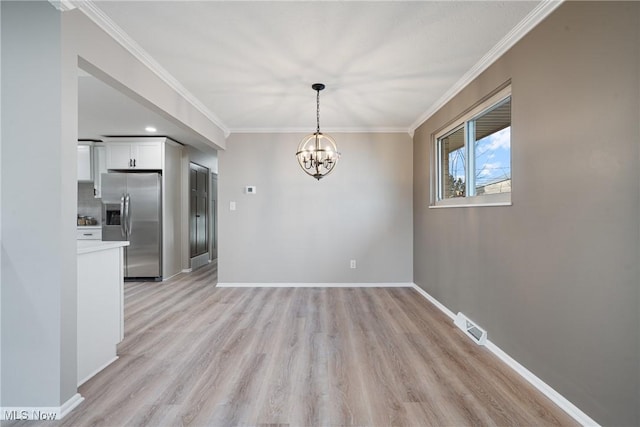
[296,83,340,180]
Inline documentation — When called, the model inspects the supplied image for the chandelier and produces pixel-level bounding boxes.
[296,83,340,180]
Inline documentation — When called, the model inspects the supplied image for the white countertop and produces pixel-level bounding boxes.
[77,240,129,255]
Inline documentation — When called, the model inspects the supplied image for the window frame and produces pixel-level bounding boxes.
[431,85,512,208]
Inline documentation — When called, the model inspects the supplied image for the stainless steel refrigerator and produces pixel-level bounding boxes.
[101,172,162,279]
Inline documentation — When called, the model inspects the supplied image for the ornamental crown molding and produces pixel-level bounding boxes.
[409,0,565,134]
[73,0,231,138]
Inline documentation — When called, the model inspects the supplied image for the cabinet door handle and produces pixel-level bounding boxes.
[133,158,136,167]
[129,158,133,167]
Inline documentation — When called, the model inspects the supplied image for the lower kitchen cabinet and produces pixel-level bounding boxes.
[77,240,128,386]
[76,226,102,240]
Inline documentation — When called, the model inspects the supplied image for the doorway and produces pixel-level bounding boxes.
[210,173,218,260]
[189,162,209,269]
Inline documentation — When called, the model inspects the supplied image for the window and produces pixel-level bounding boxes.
[434,86,511,207]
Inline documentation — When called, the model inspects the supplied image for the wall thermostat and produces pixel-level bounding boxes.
[245,186,256,194]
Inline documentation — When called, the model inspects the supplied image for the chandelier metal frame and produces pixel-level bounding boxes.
[295,83,340,180]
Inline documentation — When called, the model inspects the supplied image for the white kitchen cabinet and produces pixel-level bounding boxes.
[77,240,128,386]
[106,144,132,169]
[106,141,162,170]
[76,227,102,240]
[135,142,163,169]
[77,144,92,182]
[92,145,107,198]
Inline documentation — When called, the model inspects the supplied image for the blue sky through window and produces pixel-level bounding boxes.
[475,126,511,188]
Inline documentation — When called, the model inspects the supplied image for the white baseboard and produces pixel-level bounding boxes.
[181,268,193,273]
[162,271,182,281]
[410,283,599,427]
[485,342,599,426]
[78,356,118,386]
[190,253,210,271]
[59,393,84,419]
[409,283,456,320]
[0,393,84,421]
[216,282,414,288]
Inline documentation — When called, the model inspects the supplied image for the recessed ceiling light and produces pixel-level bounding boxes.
[145,126,157,133]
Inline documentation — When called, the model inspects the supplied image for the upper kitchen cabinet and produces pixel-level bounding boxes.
[78,141,107,197]
[106,140,163,170]
[77,143,93,182]
[92,145,107,198]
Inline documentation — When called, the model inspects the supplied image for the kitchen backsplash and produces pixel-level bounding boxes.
[78,182,102,224]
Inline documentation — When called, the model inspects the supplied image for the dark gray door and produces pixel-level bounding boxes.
[190,163,209,258]
[210,173,218,260]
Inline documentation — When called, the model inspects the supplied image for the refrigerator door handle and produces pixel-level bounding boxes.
[125,193,132,238]
[120,194,126,238]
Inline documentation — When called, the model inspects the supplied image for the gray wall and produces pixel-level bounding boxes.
[1,1,75,406]
[219,132,412,283]
[413,2,639,425]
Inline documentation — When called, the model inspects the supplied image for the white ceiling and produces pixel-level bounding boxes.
[78,73,215,149]
[79,0,551,143]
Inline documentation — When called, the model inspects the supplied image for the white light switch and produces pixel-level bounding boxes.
[229,201,236,211]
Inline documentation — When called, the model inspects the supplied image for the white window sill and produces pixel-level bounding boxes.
[429,202,512,209]
[430,193,511,208]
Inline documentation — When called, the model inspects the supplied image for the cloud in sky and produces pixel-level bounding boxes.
[475,126,511,183]
[478,162,501,177]
[482,127,511,151]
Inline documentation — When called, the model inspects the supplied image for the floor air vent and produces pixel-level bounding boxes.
[454,312,487,345]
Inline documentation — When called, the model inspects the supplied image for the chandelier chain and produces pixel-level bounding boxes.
[316,89,321,134]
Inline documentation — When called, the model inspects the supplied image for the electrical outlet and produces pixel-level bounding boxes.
[350,260,357,269]
[229,201,236,211]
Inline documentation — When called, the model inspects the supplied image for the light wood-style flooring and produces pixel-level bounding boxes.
[13,262,577,426]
